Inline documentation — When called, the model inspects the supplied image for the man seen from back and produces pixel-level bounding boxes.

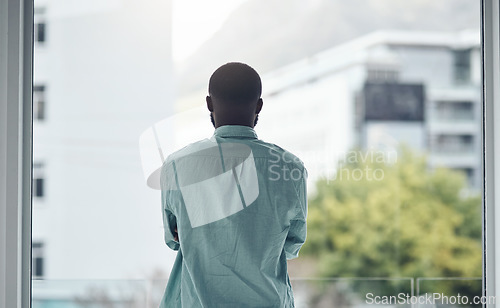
[160,62,307,308]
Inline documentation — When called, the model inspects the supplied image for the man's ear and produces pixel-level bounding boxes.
[256,98,263,114]
[206,96,213,112]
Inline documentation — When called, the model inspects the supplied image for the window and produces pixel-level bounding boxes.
[35,22,46,43]
[32,162,44,198]
[33,85,45,121]
[34,8,46,44]
[2,0,498,305]
[32,242,45,279]
[366,68,399,82]
[453,48,471,84]
[434,101,474,121]
[26,0,487,306]
[433,134,474,153]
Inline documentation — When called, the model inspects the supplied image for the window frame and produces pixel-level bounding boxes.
[0,0,499,307]
[482,0,500,304]
[0,0,34,306]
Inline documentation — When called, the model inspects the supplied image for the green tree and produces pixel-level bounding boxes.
[302,148,482,300]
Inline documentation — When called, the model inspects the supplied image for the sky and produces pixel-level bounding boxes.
[172,0,248,64]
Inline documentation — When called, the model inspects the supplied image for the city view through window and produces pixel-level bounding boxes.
[32,0,482,307]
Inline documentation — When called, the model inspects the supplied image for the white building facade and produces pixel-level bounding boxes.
[257,29,481,190]
[32,0,175,284]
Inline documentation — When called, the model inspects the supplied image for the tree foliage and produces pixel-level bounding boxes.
[302,148,482,297]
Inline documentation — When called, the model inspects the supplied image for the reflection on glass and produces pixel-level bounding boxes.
[292,278,413,308]
[417,278,483,308]
[33,278,416,308]
[32,280,153,308]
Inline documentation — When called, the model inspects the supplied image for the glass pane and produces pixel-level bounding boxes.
[416,278,483,307]
[32,0,482,306]
[32,280,149,308]
[292,278,413,308]
[32,0,174,283]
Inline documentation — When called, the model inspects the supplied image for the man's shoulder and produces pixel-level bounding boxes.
[162,137,306,171]
[165,138,214,164]
[253,139,306,170]
[160,138,214,188]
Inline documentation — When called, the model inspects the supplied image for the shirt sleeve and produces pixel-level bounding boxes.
[161,162,180,251]
[162,205,180,251]
[284,167,307,260]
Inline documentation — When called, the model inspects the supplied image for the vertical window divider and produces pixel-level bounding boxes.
[0,0,33,307]
[482,0,500,305]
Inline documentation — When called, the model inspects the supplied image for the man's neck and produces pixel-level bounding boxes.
[215,121,254,129]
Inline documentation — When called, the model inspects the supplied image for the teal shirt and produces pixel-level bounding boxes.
[160,125,307,308]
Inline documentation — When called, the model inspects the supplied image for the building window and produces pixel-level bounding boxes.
[35,22,46,43]
[453,49,471,84]
[363,82,424,121]
[367,68,399,83]
[33,162,45,198]
[33,85,45,121]
[32,242,45,279]
[434,101,474,121]
[34,8,46,44]
[432,134,474,153]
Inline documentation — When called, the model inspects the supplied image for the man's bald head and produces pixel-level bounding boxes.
[208,62,262,105]
[206,62,263,128]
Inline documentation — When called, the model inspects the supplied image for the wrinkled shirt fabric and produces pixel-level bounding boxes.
[160,125,307,308]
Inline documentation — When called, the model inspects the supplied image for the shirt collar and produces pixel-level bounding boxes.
[213,125,258,139]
